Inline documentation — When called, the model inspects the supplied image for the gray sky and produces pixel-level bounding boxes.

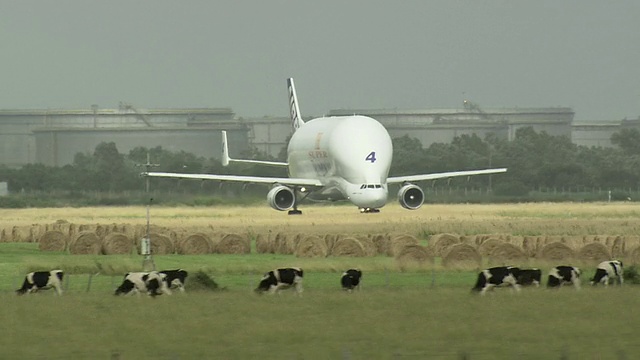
[1,1,639,121]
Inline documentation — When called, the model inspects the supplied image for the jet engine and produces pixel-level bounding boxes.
[397,183,424,210]
[267,185,296,211]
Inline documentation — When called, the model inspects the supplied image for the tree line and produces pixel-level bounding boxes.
[1,126,639,206]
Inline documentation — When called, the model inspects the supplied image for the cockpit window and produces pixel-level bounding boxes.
[367,185,375,189]
[375,184,381,188]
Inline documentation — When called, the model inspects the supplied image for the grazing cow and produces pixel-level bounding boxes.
[16,270,64,295]
[255,267,303,295]
[341,269,363,292]
[472,266,521,295]
[517,268,542,287]
[547,266,581,289]
[114,271,171,297]
[160,269,188,292]
[591,260,624,286]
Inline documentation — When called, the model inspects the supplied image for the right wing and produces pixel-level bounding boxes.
[143,172,323,187]
[222,130,288,167]
[387,168,507,184]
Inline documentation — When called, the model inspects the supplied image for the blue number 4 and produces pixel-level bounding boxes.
[365,151,377,163]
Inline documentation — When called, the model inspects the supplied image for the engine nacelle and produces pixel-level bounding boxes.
[267,185,296,211]
[397,183,424,210]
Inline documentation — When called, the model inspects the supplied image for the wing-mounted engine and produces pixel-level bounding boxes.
[267,185,296,211]
[397,183,424,210]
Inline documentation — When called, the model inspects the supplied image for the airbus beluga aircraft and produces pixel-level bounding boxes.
[143,78,506,214]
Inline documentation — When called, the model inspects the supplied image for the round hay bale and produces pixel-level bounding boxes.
[38,230,68,252]
[324,234,337,254]
[273,233,293,255]
[177,233,213,255]
[295,235,328,258]
[538,241,575,261]
[394,244,434,263]
[255,233,273,254]
[628,246,640,265]
[442,243,481,268]
[217,233,250,254]
[355,236,377,257]
[623,235,640,253]
[371,234,390,256]
[505,235,524,248]
[331,237,366,257]
[430,233,461,256]
[69,231,101,255]
[389,234,419,256]
[522,236,538,257]
[477,238,503,257]
[561,235,584,250]
[578,242,611,263]
[101,232,134,255]
[489,243,527,263]
[612,236,625,259]
[135,232,174,255]
[12,225,34,243]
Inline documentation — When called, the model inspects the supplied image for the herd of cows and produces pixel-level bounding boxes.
[14,261,623,297]
[14,267,364,296]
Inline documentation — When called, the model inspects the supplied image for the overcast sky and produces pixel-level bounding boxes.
[1,1,638,121]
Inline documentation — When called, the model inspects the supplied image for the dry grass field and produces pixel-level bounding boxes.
[1,202,640,359]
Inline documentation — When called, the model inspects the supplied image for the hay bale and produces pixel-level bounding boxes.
[389,234,418,256]
[612,236,625,259]
[331,237,366,257]
[324,234,337,254]
[538,241,575,261]
[578,242,611,263]
[522,236,538,257]
[295,235,328,258]
[489,243,526,263]
[101,232,134,255]
[135,232,174,255]
[217,233,250,254]
[38,230,68,252]
[394,244,434,263]
[628,246,640,265]
[12,225,34,243]
[177,233,213,255]
[442,243,482,268]
[430,233,461,256]
[477,238,503,257]
[355,236,377,257]
[274,233,293,255]
[69,231,101,255]
[255,233,273,254]
[371,234,390,256]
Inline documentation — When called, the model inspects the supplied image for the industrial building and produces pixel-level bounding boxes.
[0,103,635,167]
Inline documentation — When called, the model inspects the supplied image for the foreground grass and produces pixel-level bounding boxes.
[1,288,639,359]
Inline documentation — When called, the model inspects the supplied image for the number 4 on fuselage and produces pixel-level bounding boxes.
[143,78,506,214]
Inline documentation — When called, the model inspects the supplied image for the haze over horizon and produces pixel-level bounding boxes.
[1,1,638,121]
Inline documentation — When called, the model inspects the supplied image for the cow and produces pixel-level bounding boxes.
[16,270,64,296]
[471,266,521,295]
[591,260,624,286]
[547,265,581,289]
[517,268,542,287]
[159,269,188,292]
[114,271,171,297]
[255,267,303,295]
[341,269,362,292]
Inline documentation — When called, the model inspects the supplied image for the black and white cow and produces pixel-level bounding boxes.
[16,270,64,295]
[159,269,188,292]
[114,271,171,297]
[471,266,521,295]
[517,268,542,287]
[255,267,303,295]
[547,265,581,289]
[591,260,624,286]
[341,269,362,292]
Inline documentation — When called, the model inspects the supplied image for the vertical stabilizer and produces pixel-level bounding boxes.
[221,131,230,166]
[287,78,304,131]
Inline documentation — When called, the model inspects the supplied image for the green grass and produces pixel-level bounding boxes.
[2,243,640,359]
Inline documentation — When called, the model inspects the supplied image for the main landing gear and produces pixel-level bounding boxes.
[287,187,310,215]
[359,207,380,213]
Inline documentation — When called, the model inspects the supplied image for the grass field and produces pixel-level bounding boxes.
[1,203,640,359]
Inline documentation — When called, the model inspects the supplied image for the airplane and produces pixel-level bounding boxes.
[142,78,507,214]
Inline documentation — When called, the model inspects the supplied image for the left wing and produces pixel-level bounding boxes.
[143,172,323,187]
[387,168,507,184]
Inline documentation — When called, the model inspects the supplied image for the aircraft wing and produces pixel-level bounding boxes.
[143,172,323,187]
[387,168,507,184]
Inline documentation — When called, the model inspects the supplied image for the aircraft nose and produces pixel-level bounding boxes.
[350,189,388,209]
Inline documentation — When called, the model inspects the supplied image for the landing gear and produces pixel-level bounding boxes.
[288,209,303,215]
[287,187,310,215]
[359,207,380,213]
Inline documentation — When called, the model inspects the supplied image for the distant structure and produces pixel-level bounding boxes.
[0,103,636,167]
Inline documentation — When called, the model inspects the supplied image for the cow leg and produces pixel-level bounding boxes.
[480,284,492,295]
[294,283,303,296]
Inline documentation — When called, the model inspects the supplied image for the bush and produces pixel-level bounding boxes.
[185,271,226,291]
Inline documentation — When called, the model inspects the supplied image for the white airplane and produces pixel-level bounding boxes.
[143,78,506,214]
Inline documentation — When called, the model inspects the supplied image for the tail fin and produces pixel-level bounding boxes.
[287,78,304,131]
[221,131,230,166]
